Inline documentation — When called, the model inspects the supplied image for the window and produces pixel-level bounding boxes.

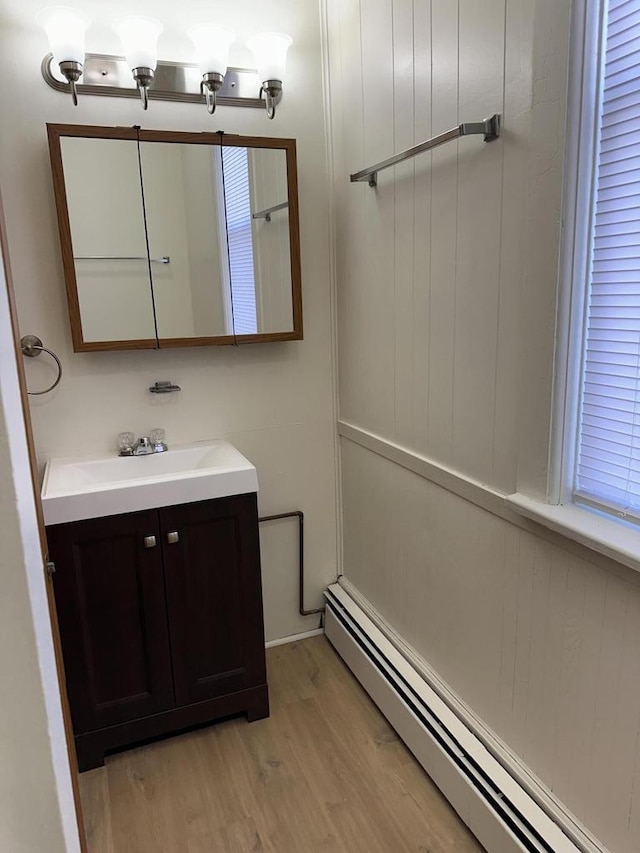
[505,0,640,571]
[572,0,640,525]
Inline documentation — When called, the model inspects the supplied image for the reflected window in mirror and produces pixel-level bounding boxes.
[242,145,293,336]
[222,145,258,335]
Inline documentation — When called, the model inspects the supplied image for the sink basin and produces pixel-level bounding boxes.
[41,441,258,525]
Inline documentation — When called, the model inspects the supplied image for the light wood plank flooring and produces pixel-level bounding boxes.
[79,635,484,852]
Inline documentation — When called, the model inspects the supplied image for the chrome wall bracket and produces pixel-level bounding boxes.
[459,114,501,142]
[149,381,181,394]
[42,53,266,109]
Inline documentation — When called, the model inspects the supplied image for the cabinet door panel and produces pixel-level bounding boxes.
[161,494,266,706]
[47,511,175,733]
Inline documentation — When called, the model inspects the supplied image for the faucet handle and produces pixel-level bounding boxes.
[118,431,135,456]
[150,428,168,452]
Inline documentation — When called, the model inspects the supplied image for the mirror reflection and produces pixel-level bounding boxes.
[139,142,231,340]
[60,137,157,343]
[225,145,293,336]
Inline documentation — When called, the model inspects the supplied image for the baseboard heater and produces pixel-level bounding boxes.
[324,584,588,853]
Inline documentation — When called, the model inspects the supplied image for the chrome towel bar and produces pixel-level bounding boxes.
[351,113,501,188]
[74,255,171,264]
[252,201,288,222]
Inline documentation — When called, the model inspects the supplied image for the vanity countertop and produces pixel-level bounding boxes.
[41,440,258,525]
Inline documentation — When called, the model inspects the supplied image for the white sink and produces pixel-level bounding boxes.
[41,441,258,525]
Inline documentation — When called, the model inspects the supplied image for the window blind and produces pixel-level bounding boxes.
[575,0,640,519]
[221,146,258,335]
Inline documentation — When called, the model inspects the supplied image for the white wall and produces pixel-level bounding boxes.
[0,0,337,643]
[326,1,640,852]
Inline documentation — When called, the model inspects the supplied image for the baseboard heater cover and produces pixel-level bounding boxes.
[324,584,583,853]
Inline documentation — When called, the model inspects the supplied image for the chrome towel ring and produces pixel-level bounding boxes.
[20,335,63,396]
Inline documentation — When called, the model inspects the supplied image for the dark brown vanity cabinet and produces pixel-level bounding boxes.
[46,493,269,771]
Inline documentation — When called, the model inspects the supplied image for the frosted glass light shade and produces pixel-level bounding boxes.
[113,16,163,70]
[245,32,292,82]
[188,24,235,76]
[38,6,89,65]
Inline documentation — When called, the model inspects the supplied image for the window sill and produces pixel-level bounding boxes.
[505,493,640,575]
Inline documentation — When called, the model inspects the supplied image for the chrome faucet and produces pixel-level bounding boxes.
[118,429,168,457]
[133,436,154,456]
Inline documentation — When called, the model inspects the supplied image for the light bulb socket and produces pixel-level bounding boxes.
[132,66,155,87]
[202,71,224,90]
[59,59,82,105]
[201,71,224,114]
[262,79,283,100]
[132,66,154,110]
[260,79,283,119]
[59,60,82,81]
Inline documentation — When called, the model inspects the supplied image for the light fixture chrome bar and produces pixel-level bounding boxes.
[41,53,264,109]
[74,255,171,264]
[252,201,289,222]
[350,114,501,188]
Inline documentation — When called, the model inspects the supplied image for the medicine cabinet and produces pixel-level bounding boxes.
[47,124,302,351]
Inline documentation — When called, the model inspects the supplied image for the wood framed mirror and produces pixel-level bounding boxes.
[47,124,303,351]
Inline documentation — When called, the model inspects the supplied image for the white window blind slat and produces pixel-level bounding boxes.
[600,130,640,150]
[606,36,640,65]
[594,219,640,235]
[610,0,636,15]
[582,429,635,450]
[583,396,637,413]
[575,1,640,519]
[602,116,640,137]
[599,154,640,175]
[583,433,640,454]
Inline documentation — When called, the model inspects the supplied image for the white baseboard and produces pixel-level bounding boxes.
[265,627,324,649]
[337,577,606,853]
[325,582,605,853]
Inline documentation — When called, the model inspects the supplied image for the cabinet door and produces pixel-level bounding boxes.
[47,510,175,733]
[160,494,267,706]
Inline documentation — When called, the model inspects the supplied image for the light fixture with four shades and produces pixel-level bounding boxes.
[38,6,292,118]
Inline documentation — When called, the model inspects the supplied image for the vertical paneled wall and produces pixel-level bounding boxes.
[341,442,640,853]
[325,2,640,851]
[328,0,567,496]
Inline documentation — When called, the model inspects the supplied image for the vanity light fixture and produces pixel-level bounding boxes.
[39,10,293,118]
[188,24,235,115]
[245,32,292,119]
[38,5,89,105]
[112,15,163,110]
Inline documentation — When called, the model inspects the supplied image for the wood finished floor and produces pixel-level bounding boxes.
[79,636,484,852]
